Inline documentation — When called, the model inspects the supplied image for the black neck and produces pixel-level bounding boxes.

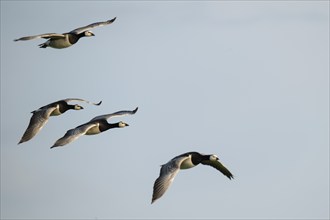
[190,152,209,165]
[77,32,86,38]
[68,33,85,44]
[58,101,75,113]
[99,121,121,132]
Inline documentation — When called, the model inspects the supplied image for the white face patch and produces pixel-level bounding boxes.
[209,154,219,161]
[118,121,127,128]
[74,105,82,110]
[85,31,94,37]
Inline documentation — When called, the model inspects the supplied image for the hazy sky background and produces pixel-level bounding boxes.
[1,1,329,219]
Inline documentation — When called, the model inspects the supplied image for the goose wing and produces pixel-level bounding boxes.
[50,122,98,148]
[201,159,234,180]
[90,107,138,122]
[151,155,189,204]
[70,17,116,34]
[18,107,56,144]
[62,98,102,106]
[14,33,66,41]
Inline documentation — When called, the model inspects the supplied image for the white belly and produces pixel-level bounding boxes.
[50,106,61,116]
[180,157,196,169]
[49,37,72,49]
[85,125,101,135]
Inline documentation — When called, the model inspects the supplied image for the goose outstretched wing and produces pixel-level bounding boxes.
[18,107,56,144]
[151,155,189,204]
[201,159,234,180]
[61,98,102,106]
[50,122,98,148]
[14,33,65,41]
[90,107,138,122]
[70,17,117,34]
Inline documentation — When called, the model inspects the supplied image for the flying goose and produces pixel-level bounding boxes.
[14,17,116,49]
[50,107,138,149]
[18,98,102,144]
[151,151,234,204]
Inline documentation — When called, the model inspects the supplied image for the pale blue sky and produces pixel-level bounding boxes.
[1,1,329,219]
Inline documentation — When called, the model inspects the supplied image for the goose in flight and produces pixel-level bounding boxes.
[14,17,116,49]
[151,151,234,204]
[51,107,138,149]
[18,98,102,144]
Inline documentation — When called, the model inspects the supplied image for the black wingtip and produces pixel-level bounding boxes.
[110,17,117,23]
[17,137,26,144]
[133,107,138,114]
[96,101,102,106]
[38,43,47,48]
[151,197,157,204]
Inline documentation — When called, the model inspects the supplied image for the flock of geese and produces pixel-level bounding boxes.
[15,17,234,204]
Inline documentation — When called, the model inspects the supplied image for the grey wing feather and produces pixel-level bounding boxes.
[51,122,97,148]
[201,159,234,180]
[151,156,189,204]
[70,17,116,34]
[90,107,138,122]
[18,107,56,144]
[14,33,65,41]
[62,98,102,106]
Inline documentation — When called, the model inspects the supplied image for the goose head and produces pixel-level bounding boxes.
[73,104,84,110]
[84,31,95,37]
[118,121,129,128]
[209,154,219,161]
